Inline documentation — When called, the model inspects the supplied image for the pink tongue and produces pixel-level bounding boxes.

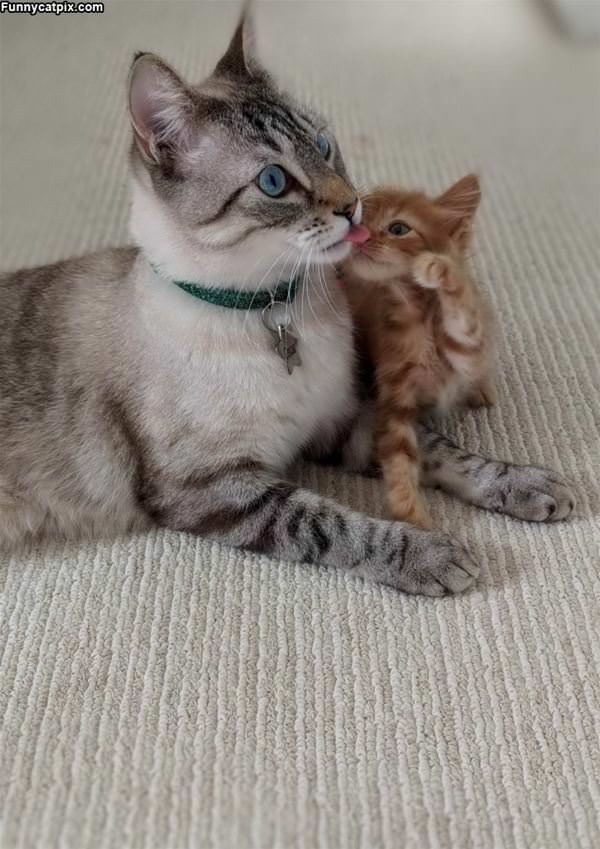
[344,224,371,245]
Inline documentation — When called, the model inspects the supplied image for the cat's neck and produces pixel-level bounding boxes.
[129,179,298,289]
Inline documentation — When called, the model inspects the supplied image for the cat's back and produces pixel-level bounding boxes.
[0,246,138,420]
[0,246,137,369]
[0,246,138,323]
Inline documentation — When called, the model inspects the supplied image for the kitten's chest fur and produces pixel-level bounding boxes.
[370,280,491,409]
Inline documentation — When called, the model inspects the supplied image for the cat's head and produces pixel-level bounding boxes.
[128,7,360,285]
[345,175,481,282]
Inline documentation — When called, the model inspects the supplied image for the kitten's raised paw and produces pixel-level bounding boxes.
[489,464,576,522]
[411,252,447,290]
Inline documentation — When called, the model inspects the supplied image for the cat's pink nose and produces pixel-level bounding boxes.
[344,224,371,245]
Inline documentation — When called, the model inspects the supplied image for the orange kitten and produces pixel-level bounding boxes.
[342,175,496,529]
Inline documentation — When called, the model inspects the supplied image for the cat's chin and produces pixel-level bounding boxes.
[310,240,352,265]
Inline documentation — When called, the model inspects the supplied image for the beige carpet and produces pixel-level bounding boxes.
[1,2,599,847]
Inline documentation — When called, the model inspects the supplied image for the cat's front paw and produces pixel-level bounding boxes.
[412,252,454,291]
[363,527,479,596]
[488,464,576,522]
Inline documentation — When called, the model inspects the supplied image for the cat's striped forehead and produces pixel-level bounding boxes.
[194,77,330,169]
[127,10,357,263]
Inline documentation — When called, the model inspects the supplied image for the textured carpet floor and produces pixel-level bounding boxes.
[1,2,599,848]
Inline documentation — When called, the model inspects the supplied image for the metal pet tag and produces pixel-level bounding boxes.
[262,300,302,375]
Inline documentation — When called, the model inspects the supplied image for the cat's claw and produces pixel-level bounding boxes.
[489,464,576,522]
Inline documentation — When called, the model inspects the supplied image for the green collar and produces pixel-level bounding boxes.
[152,263,298,310]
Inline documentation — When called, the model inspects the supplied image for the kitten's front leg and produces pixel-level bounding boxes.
[418,424,576,521]
[143,461,478,596]
[465,376,498,409]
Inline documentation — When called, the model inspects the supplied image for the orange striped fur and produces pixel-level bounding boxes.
[342,175,496,528]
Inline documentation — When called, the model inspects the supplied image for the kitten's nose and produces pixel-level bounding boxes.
[334,197,359,222]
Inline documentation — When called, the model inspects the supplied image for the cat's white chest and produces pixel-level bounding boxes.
[220,314,355,464]
[139,280,357,471]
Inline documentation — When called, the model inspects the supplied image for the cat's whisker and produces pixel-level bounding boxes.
[322,255,345,314]
[311,259,329,331]
[298,248,309,338]
[306,248,333,338]
[239,246,295,341]
[353,183,371,199]
[237,260,274,338]
[314,254,339,321]
[303,245,321,335]
[291,244,309,337]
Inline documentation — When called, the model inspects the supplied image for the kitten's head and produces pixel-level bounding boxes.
[345,175,481,283]
[128,7,360,283]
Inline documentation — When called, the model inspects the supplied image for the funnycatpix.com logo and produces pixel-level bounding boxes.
[1,1,104,13]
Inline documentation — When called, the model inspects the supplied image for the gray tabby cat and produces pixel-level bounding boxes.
[0,11,574,595]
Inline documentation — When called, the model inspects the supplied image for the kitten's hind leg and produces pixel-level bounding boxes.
[377,404,433,529]
[418,424,575,521]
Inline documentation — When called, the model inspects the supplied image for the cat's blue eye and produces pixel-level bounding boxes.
[316,132,331,159]
[388,221,412,236]
[257,165,288,197]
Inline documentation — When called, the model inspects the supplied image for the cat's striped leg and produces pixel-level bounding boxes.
[417,424,576,521]
[143,461,478,596]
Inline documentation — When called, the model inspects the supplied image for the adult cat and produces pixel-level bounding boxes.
[0,11,574,595]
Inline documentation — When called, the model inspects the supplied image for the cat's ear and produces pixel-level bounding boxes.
[437,174,481,248]
[214,1,264,80]
[128,52,196,167]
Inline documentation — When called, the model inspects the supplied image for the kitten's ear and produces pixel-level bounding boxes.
[214,1,264,80]
[128,52,195,167]
[437,174,481,218]
[437,174,481,248]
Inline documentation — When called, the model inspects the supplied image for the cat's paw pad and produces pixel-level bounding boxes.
[492,464,576,522]
[369,528,479,596]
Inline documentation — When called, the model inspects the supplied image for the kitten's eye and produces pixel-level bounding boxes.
[388,221,412,236]
[316,131,331,159]
[257,165,289,197]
